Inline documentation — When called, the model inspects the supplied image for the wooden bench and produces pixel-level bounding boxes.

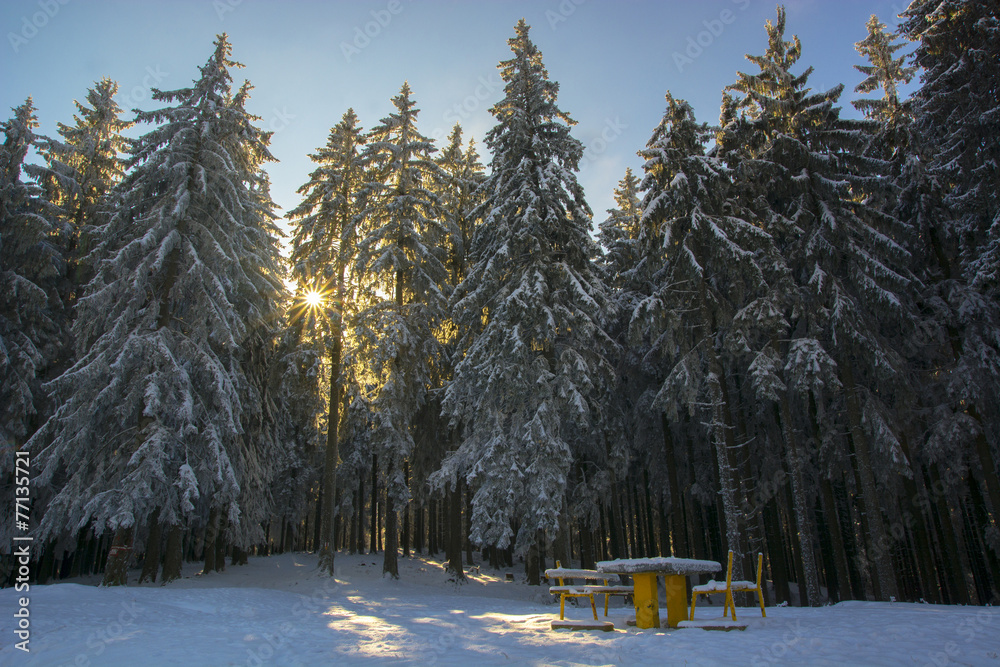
[545,561,633,620]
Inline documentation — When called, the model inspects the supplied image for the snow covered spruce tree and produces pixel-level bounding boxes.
[27,35,286,585]
[847,15,969,605]
[597,167,682,567]
[723,7,915,602]
[851,16,915,168]
[597,168,643,293]
[34,78,131,301]
[286,108,366,575]
[431,123,485,578]
[351,83,448,579]
[0,99,63,458]
[436,20,612,581]
[900,1,1000,585]
[632,92,775,586]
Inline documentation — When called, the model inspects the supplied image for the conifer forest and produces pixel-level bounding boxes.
[2,2,999,610]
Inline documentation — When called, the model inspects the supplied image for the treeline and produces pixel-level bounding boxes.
[1,3,998,607]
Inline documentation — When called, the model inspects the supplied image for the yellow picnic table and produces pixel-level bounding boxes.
[596,557,722,629]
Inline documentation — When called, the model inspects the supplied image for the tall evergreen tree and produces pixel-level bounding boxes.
[434,123,485,579]
[901,0,1000,571]
[33,78,131,296]
[902,1,1000,298]
[27,35,286,585]
[436,20,612,572]
[352,83,447,578]
[852,15,915,135]
[287,108,366,575]
[633,92,774,586]
[723,6,915,602]
[0,99,62,453]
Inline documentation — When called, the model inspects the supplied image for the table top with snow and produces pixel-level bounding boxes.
[596,556,722,575]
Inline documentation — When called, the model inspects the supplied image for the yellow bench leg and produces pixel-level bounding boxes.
[663,574,688,628]
[589,594,598,621]
[632,573,660,629]
[560,594,566,620]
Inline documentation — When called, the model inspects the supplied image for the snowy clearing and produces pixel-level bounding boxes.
[2,552,998,666]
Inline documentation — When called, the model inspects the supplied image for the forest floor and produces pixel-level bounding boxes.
[1,550,998,666]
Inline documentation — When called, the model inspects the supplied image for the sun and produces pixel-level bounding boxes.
[303,290,324,308]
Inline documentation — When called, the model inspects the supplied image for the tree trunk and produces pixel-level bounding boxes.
[370,456,379,553]
[709,372,744,583]
[446,481,465,579]
[526,533,541,586]
[771,338,821,606]
[402,462,411,558]
[139,510,162,584]
[662,414,688,557]
[214,514,227,572]
[465,487,475,565]
[161,524,183,584]
[319,306,343,574]
[204,507,219,574]
[841,362,899,601]
[819,478,853,600]
[643,470,658,555]
[763,496,791,605]
[102,525,134,587]
[383,492,399,578]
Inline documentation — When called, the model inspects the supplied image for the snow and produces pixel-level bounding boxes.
[597,556,722,575]
[2,552,999,666]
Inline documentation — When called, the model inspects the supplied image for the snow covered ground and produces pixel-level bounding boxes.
[2,552,998,666]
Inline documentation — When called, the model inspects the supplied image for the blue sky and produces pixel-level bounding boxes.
[2,0,914,232]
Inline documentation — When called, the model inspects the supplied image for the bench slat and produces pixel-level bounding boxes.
[586,585,633,594]
[549,586,596,595]
[544,568,616,580]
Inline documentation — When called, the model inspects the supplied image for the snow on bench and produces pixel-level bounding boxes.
[545,563,633,620]
[551,619,615,632]
[691,579,757,593]
[597,556,723,576]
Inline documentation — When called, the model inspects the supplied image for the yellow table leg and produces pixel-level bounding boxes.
[663,574,688,628]
[632,572,660,629]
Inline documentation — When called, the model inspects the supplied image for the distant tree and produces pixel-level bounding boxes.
[28,35,286,586]
[436,21,612,579]
[597,167,642,293]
